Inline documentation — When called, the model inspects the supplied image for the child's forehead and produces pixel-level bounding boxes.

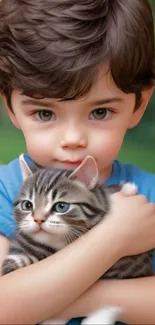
[11,66,133,107]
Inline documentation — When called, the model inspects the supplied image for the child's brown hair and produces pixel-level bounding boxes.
[0,0,154,109]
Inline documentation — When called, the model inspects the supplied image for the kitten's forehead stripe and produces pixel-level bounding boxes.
[29,186,33,200]
[46,170,72,193]
[52,188,57,200]
[34,168,73,197]
[59,191,68,199]
[47,172,62,193]
[36,169,58,195]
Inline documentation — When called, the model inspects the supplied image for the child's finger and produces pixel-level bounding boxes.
[120,183,138,196]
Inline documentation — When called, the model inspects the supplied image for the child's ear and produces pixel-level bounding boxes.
[1,93,21,129]
[129,87,154,128]
[19,154,39,181]
[69,156,99,190]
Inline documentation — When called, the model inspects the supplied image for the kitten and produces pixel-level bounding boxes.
[2,155,153,324]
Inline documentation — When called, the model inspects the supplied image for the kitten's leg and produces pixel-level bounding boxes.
[2,254,38,275]
[81,306,123,325]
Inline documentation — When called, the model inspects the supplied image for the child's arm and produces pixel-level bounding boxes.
[0,192,155,324]
[53,277,155,324]
[0,218,122,325]
[0,222,122,325]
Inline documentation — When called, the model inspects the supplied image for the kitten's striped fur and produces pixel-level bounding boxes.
[2,156,153,279]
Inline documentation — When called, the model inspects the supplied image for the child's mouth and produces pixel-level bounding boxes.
[54,159,83,168]
[63,160,82,165]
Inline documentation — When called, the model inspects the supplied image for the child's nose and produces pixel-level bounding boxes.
[61,125,87,149]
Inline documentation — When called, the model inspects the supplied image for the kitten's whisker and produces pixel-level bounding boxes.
[67,232,76,244]
[70,229,83,238]
[70,226,86,236]
[68,228,85,242]
[73,224,87,231]
[64,233,72,244]
[65,231,77,244]
[70,226,83,234]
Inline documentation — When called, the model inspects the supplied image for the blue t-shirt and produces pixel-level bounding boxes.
[0,154,155,325]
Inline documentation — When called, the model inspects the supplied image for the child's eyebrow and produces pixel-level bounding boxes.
[21,97,123,108]
[21,99,52,108]
[88,97,123,106]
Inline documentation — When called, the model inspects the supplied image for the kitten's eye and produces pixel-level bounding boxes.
[21,200,33,211]
[36,110,56,122]
[89,108,110,120]
[53,202,70,214]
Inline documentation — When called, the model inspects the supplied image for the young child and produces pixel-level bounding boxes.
[0,0,155,324]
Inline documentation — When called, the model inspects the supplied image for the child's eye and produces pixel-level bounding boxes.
[35,110,56,122]
[89,108,111,120]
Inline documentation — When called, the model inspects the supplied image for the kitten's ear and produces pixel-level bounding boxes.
[70,156,99,189]
[19,154,38,181]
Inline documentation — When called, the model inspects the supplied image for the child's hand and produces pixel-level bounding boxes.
[108,191,155,257]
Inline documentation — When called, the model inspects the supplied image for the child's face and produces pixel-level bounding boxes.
[6,65,151,181]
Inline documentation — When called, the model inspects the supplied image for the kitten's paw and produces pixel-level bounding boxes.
[2,254,33,275]
[121,182,137,196]
[81,306,123,325]
[2,258,19,275]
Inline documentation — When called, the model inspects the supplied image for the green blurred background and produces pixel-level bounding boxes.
[0,0,155,173]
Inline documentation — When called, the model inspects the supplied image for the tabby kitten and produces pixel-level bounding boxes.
[2,155,153,325]
[2,155,153,279]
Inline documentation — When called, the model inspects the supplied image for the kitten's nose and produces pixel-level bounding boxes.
[34,219,45,225]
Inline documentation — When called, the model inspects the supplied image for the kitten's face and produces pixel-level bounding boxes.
[14,167,107,247]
